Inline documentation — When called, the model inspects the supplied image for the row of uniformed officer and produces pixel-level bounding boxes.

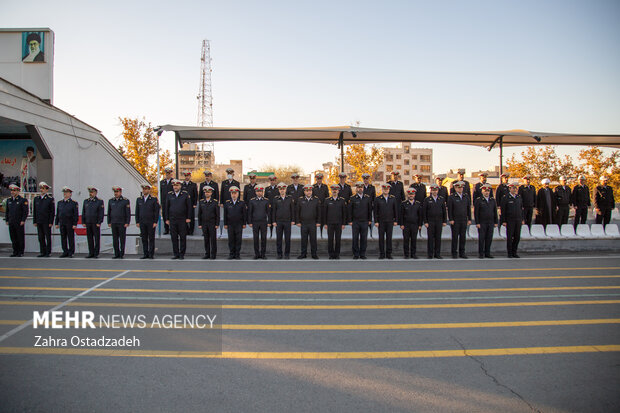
[4,184,29,257]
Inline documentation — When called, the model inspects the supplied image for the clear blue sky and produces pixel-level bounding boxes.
[2,0,619,175]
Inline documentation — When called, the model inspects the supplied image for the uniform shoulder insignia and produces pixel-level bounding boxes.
[250,197,257,200]
[389,195,394,198]
[225,200,231,203]
[168,191,174,194]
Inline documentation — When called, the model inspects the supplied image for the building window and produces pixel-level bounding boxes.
[404,146,410,154]
[420,155,431,162]
[421,165,431,172]
[404,180,410,185]
[404,159,409,165]
[412,165,418,171]
[404,170,410,175]
[396,154,401,160]
[411,155,418,160]
[396,164,402,170]
[386,165,393,172]
[374,172,384,181]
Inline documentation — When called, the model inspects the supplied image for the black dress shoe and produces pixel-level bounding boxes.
[297,255,306,259]
[386,255,393,259]
[403,255,409,259]
[311,255,319,259]
[485,254,494,259]
[411,255,418,259]
[149,256,154,259]
[284,255,290,259]
[202,255,210,259]
[254,256,260,260]
[507,253,513,258]
[140,255,148,259]
[427,256,433,259]
[37,254,46,257]
[235,256,241,260]
[434,255,443,259]
[228,256,235,260]
[210,256,216,260]
[172,256,179,260]
[60,253,69,258]
[44,253,51,257]
[10,253,18,257]
[452,255,458,259]
[179,256,184,260]
[513,254,520,258]
[277,255,283,259]
[459,254,468,259]
[379,255,385,259]
[479,255,484,259]
[360,256,367,259]
[353,256,359,259]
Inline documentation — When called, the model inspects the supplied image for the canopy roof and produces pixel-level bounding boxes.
[159,125,620,148]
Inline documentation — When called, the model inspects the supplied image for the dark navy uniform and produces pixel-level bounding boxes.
[374,194,398,258]
[571,184,590,228]
[518,184,536,226]
[33,193,55,256]
[473,182,491,201]
[594,185,615,226]
[338,183,352,203]
[165,190,192,258]
[296,195,321,258]
[243,183,257,203]
[182,180,198,235]
[422,195,447,258]
[264,184,279,203]
[363,183,376,202]
[323,196,347,259]
[136,195,160,258]
[312,183,329,204]
[82,196,104,257]
[450,181,472,206]
[536,187,555,227]
[349,193,372,258]
[159,178,174,233]
[399,199,422,258]
[5,194,29,256]
[495,183,509,223]
[286,183,305,203]
[272,195,295,258]
[108,196,131,258]
[388,180,405,203]
[500,193,524,258]
[409,182,427,204]
[554,185,571,225]
[474,196,498,258]
[248,196,271,258]
[221,179,241,204]
[436,185,448,201]
[223,199,246,259]
[199,180,219,202]
[197,197,219,259]
[56,198,79,256]
[448,192,471,258]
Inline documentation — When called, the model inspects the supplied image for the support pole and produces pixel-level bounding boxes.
[174,132,180,179]
[499,136,504,174]
[156,130,162,236]
[338,132,345,172]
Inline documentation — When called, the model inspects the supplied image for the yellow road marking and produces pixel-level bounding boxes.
[1,286,620,294]
[0,345,618,359]
[1,299,618,310]
[1,318,619,329]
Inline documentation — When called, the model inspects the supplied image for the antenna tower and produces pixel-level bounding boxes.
[195,39,214,170]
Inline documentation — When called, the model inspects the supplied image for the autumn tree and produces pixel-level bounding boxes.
[326,144,384,185]
[259,164,304,181]
[505,146,577,185]
[575,147,620,198]
[118,117,173,194]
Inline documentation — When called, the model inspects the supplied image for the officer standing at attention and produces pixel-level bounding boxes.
[450,171,472,207]
[160,167,174,234]
[286,172,304,202]
[554,176,571,226]
[349,181,372,259]
[223,186,246,260]
[243,172,258,202]
[33,182,54,257]
[473,173,489,201]
[108,186,131,259]
[181,172,198,235]
[594,176,615,227]
[501,183,525,258]
[571,175,591,229]
[399,187,422,259]
[165,179,192,259]
[199,170,219,202]
[264,175,279,238]
[448,181,471,259]
[323,184,347,259]
[297,184,321,259]
[55,186,78,258]
[536,178,555,228]
[220,168,240,205]
[474,183,498,259]
[197,185,219,260]
[248,185,271,259]
[5,184,28,257]
[388,171,405,203]
[337,172,352,203]
[374,183,398,259]
[518,175,536,227]
[495,173,510,223]
[434,177,449,200]
[362,173,376,201]
[423,183,447,259]
[135,184,160,259]
[82,186,104,258]
[410,174,427,204]
[313,172,329,238]
[272,182,295,259]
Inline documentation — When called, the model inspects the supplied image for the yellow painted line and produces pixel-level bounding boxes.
[1,286,620,294]
[0,345,618,359]
[2,318,619,329]
[0,299,619,310]
[2,274,620,283]
[2,267,619,274]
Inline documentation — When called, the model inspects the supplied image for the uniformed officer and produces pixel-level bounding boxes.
[199,170,219,202]
[448,181,471,259]
[434,177,448,200]
[160,167,174,234]
[409,174,427,204]
[313,173,329,238]
[349,181,372,259]
[374,183,398,259]
[136,184,160,259]
[165,179,192,259]
[518,175,536,227]
[362,173,376,201]
[82,186,104,258]
[296,184,321,259]
[223,186,246,260]
[399,187,422,259]
[473,172,489,201]
[243,172,258,202]
[323,184,347,259]
[495,173,510,223]
[501,183,525,258]
[55,186,78,258]
[286,172,304,202]
[594,176,615,227]
[197,185,219,259]
[449,171,472,206]
[272,182,295,259]
[536,178,555,228]
[474,183,498,258]
[337,172,352,203]
[108,186,131,259]
[264,175,279,202]
[220,168,240,205]
[388,171,405,203]
[571,175,591,229]
[182,172,198,235]
[248,185,271,259]
[423,183,447,259]
[554,176,571,225]
[5,184,28,257]
[33,182,54,257]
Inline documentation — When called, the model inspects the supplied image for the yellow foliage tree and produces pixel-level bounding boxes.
[575,147,620,198]
[259,164,304,182]
[505,146,576,185]
[326,144,384,185]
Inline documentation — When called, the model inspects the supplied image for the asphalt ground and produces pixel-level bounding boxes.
[0,254,619,412]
